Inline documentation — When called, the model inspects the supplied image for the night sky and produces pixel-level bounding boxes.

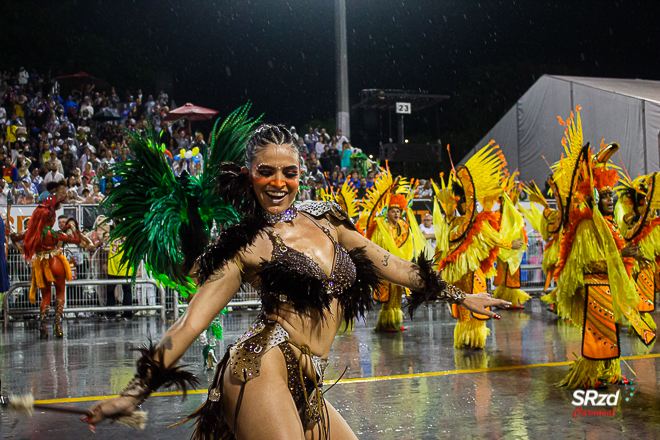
[2,0,659,160]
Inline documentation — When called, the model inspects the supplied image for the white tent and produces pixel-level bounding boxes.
[462,75,660,184]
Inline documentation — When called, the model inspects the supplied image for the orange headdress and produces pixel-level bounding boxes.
[388,194,408,210]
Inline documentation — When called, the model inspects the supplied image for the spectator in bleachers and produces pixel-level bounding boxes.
[327,170,339,190]
[337,171,346,187]
[419,213,436,260]
[328,147,340,172]
[416,179,433,198]
[31,167,43,194]
[0,179,8,206]
[365,171,375,189]
[78,141,92,167]
[356,177,368,199]
[43,163,64,185]
[61,140,77,176]
[91,183,104,203]
[336,127,349,145]
[77,175,93,196]
[304,127,317,153]
[306,151,320,173]
[82,162,96,180]
[191,132,207,158]
[348,169,360,187]
[340,141,351,176]
[174,128,190,150]
[37,181,57,202]
[12,177,36,204]
[16,156,31,180]
[319,145,333,173]
[17,67,29,86]
[2,156,18,183]
[314,137,326,157]
[47,148,64,174]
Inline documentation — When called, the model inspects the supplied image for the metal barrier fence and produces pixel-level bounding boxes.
[2,232,554,324]
[2,244,168,324]
[2,245,263,324]
[3,278,166,328]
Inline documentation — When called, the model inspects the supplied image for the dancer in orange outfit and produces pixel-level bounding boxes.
[11,197,80,339]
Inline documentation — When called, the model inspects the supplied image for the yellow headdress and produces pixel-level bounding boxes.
[449,140,507,243]
[317,178,359,219]
[616,172,660,241]
[356,164,411,236]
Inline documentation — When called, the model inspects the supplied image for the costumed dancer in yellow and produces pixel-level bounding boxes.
[520,180,563,313]
[433,142,523,348]
[552,107,655,388]
[492,172,530,308]
[615,172,660,349]
[357,166,425,332]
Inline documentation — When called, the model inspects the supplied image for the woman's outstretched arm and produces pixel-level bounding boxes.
[333,219,510,318]
[83,259,243,430]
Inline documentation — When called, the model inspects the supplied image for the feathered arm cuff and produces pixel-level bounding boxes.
[407,253,467,318]
[120,341,200,405]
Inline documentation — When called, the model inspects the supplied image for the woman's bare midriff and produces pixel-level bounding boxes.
[265,299,343,380]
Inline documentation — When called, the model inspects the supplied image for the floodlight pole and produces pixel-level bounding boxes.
[336,0,350,139]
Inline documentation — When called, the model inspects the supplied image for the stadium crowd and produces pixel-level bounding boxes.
[0,67,439,207]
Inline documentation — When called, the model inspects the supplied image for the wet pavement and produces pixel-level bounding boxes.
[1,298,660,439]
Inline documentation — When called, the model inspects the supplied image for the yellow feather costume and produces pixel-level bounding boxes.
[553,107,655,388]
[493,174,531,307]
[521,180,562,306]
[359,167,425,332]
[615,172,660,353]
[435,142,512,348]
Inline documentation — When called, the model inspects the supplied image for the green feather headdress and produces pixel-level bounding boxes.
[101,103,261,298]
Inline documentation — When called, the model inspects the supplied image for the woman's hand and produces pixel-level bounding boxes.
[511,239,524,250]
[81,396,139,433]
[461,293,511,320]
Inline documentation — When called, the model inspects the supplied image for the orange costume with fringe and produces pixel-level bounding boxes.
[551,107,655,388]
[25,231,75,304]
[12,197,80,339]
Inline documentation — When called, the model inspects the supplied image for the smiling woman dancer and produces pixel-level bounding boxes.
[83,124,510,439]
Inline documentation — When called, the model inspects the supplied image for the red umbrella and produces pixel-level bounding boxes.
[163,103,219,122]
[163,103,219,140]
[54,72,108,93]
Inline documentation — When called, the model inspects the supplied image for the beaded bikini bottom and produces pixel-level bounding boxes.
[187,314,329,439]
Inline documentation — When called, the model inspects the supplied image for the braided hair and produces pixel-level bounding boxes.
[216,123,299,219]
[244,124,298,169]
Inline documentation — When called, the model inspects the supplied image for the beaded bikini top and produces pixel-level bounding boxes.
[198,201,381,324]
[265,214,357,302]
